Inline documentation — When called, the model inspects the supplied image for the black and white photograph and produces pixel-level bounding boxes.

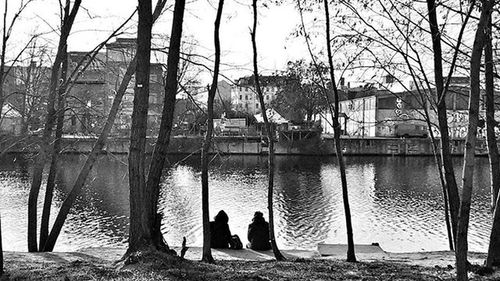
[0,0,499,280]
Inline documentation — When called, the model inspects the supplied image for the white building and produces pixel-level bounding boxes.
[230,75,282,115]
[319,79,492,139]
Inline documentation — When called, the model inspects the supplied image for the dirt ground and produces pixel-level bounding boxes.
[1,247,499,280]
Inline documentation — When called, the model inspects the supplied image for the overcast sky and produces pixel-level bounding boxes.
[6,0,476,88]
[7,0,312,84]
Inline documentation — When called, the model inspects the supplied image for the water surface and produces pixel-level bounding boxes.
[0,154,492,252]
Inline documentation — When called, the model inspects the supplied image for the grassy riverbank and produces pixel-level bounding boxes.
[1,249,499,280]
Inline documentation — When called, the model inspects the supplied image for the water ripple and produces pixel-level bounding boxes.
[0,154,494,253]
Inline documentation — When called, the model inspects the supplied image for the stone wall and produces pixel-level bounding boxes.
[0,135,491,156]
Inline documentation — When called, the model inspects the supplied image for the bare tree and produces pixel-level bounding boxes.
[456,1,493,280]
[0,213,3,277]
[126,0,189,257]
[39,44,68,250]
[272,60,328,123]
[426,0,468,246]
[0,0,36,120]
[485,5,500,267]
[484,17,500,213]
[40,22,131,249]
[323,0,356,262]
[42,2,167,252]
[27,0,81,252]
[251,0,286,261]
[339,0,475,250]
[127,0,154,253]
[294,0,356,261]
[145,0,186,251]
[7,43,52,135]
[487,171,500,268]
[201,0,224,263]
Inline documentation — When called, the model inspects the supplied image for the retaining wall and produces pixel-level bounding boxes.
[0,135,491,156]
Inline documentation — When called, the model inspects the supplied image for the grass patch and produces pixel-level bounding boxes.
[1,251,499,280]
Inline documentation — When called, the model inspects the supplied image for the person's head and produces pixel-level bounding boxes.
[214,210,228,223]
[253,211,265,223]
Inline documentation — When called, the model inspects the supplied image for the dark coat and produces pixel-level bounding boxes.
[210,211,232,249]
[247,217,271,250]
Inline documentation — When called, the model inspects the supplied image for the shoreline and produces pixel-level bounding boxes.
[3,246,490,266]
[2,247,498,280]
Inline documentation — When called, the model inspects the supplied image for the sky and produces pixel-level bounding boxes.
[5,0,479,88]
[6,0,310,84]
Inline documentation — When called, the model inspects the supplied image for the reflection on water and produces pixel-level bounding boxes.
[0,154,492,252]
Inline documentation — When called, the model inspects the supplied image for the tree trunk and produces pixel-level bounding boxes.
[128,0,153,253]
[456,1,492,279]
[485,13,500,268]
[200,101,214,263]
[0,213,3,276]
[418,92,454,250]
[484,18,500,213]
[324,0,356,262]
[0,0,8,120]
[43,1,167,252]
[27,0,81,252]
[251,0,285,261]
[39,45,68,250]
[20,61,33,135]
[43,58,137,251]
[145,0,186,250]
[201,0,224,263]
[426,0,460,246]
[425,113,454,251]
[487,188,500,267]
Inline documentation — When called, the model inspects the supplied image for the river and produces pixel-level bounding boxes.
[0,154,492,253]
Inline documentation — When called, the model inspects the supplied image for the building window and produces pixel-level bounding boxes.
[266,95,269,100]
[256,103,259,108]
[245,95,248,100]
[239,95,242,100]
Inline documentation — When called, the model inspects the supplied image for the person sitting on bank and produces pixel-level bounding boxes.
[210,210,242,249]
[247,211,272,251]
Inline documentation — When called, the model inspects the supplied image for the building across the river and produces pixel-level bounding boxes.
[231,75,283,115]
[319,77,496,139]
[64,38,164,136]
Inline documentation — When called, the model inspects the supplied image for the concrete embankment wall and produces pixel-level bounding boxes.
[338,137,488,156]
[0,135,490,156]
